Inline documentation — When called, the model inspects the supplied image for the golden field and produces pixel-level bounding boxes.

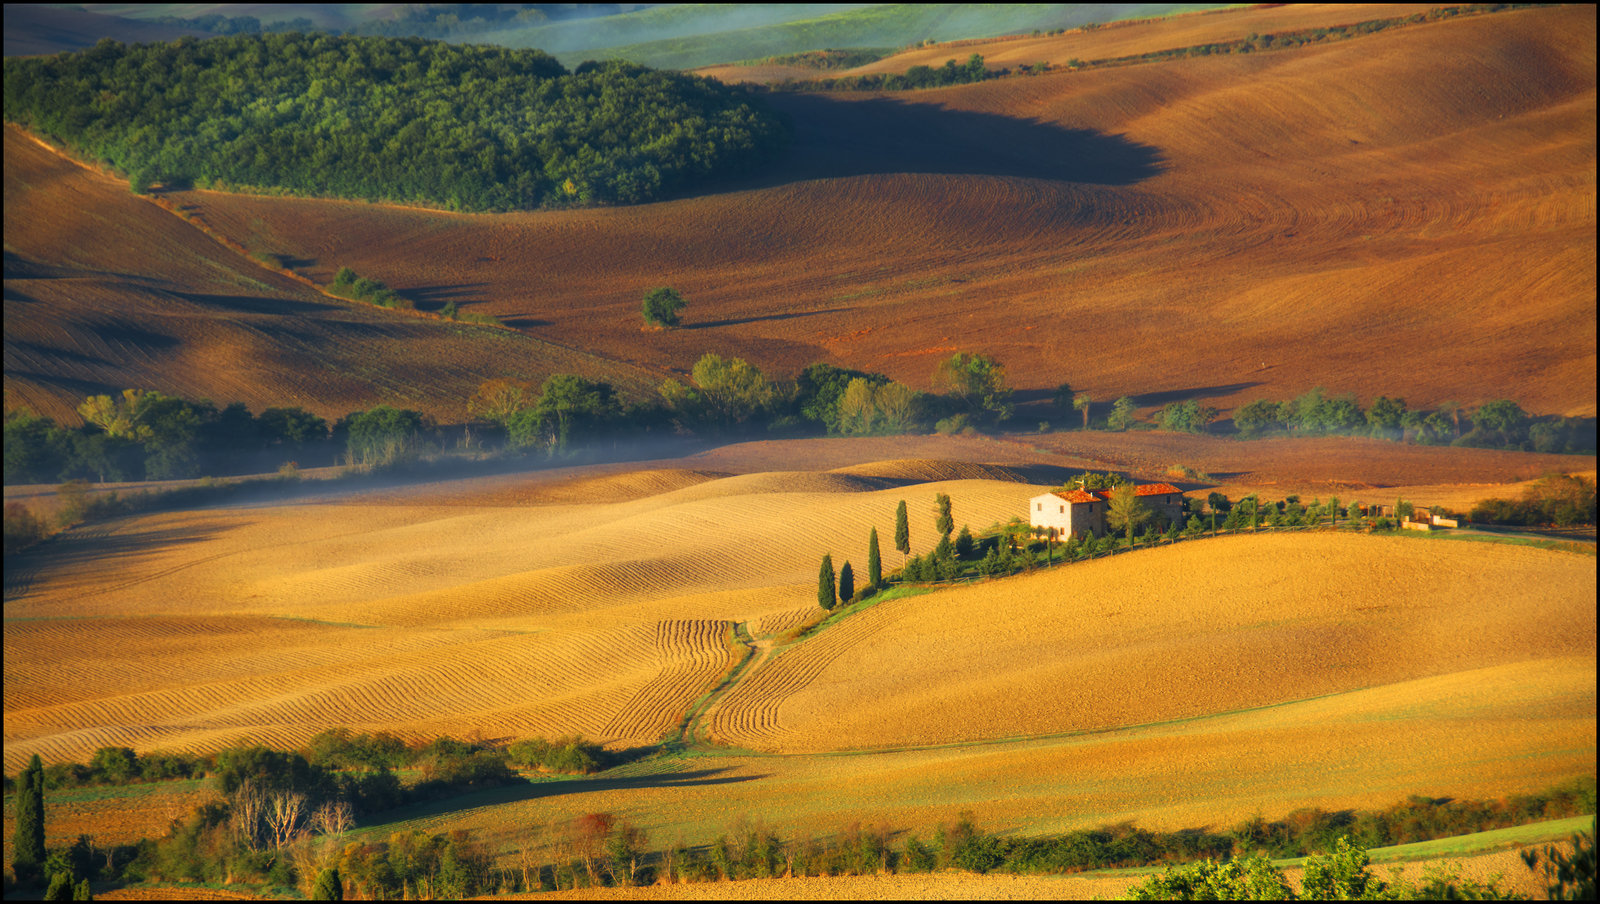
[4,440,1594,860]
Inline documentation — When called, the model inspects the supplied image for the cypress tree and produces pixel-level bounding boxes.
[894,500,910,562]
[14,753,45,885]
[838,561,855,604]
[867,527,882,589]
[936,493,954,538]
[818,554,837,610]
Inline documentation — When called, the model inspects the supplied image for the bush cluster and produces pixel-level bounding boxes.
[1469,474,1597,527]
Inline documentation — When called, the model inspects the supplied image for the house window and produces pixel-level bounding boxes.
[1059,505,1064,513]
[1037,503,1042,511]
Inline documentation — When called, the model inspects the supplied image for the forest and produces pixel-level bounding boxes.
[2,33,788,210]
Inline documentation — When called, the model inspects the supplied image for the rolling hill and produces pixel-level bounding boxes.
[11,2,1576,427]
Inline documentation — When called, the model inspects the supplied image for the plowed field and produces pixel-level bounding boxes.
[1,126,662,424]
[129,3,1595,421]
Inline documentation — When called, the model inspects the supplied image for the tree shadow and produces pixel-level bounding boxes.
[744,92,1167,187]
[691,306,854,329]
[167,290,333,316]
[4,522,229,601]
[1131,382,1264,407]
[357,767,767,829]
[499,315,552,329]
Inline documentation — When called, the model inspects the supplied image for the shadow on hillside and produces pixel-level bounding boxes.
[359,768,766,828]
[3,523,229,601]
[752,93,1167,186]
[1132,382,1263,407]
[168,289,333,316]
[692,306,854,329]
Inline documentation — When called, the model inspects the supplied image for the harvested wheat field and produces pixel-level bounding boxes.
[707,532,1596,751]
[143,3,1595,422]
[1,460,1042,771]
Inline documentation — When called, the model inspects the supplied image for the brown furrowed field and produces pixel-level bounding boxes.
[1,125,662,424]
[132,3,1595,422]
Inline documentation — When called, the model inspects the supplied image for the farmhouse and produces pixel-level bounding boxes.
[1028,483,1184,539]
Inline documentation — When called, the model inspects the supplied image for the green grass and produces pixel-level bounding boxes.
[1273,815,1596,866]
[779,584,931,653]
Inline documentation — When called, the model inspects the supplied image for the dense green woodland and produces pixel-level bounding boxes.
[2,33,787,209]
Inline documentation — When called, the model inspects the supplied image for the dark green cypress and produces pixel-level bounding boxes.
[838,561,855,604]
[867,527,882,589]
[818,554,836,611]
[14,753,45,884]
[894,500,910,562]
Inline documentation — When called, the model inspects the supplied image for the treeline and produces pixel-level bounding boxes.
[1470,473,1597,527]
[466,351,1016,455]
[770,52,995,92]
[763,4,1532,94]
[3,393,437,484]
[2,33,787,210]
[3,729,605,796]
[1229,388,1593,453]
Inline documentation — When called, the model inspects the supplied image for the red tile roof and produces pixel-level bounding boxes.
[1051,483,1180,504]
[1052,490,1100,504]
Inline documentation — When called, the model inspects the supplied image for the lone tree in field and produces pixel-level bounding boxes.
[867,527,882,589]
[895,500,911,564]
[818,554,837,610]
[13,753,45,884]
[1106,484,1151,544]
[935,493,954,539]
[1074,392,1093,430]
[838,561,854,604]
[641,286,687,329]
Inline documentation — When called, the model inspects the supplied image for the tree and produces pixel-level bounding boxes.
[312,866,344,900]
[465,377,535,427]
[14,753,45,884]
[1108,396,1137,431]
[932,352,1012,424]
[1129,853,1292,900]
[838,561,854,604]
[1233,399,1284,437]
[662,353,774,430]
[641,286,687,328]
[1052,382,1075,420]
[1365,396,1406,440]
[867,527,882,589]
[895,500,910,564]
[1074,392,1093,430]
[935,493,954,538]
[1106,484,1150,543]
[955,525,974,558]
[344,406,424,467]
[817,554,836,610]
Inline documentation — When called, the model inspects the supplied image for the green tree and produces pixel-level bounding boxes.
[1052,382,1075,420]
[44,871,73,901]
[344,405,425,468]
[14,753,46,884]
[1106,484,1150,543]
[817,554,836,610]
[1074,392,1093,430]
[932,352,1012,424]
[661,353,774,430]
[1233,399,1284,437]
[1129,853,1292,900]
[955,525,974,558]
[935,493,954,538]
[465,377,535,428]
[641,287,687,329]
[867,527,882,589]
[312,866,344,900]
[1108,396,1138,431]
[894,500,910,564]
[838,561,854,603]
